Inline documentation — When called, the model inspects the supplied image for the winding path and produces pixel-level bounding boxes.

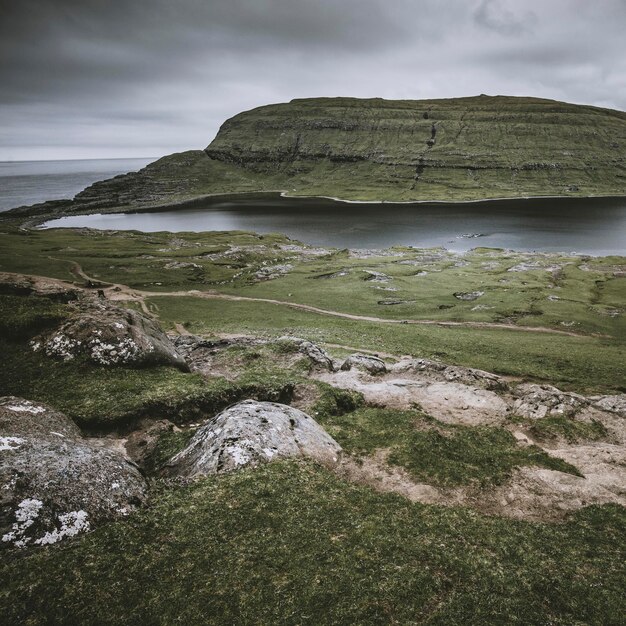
[35,259,605,339]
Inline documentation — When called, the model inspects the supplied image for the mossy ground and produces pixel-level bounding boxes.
[1,461,624,626]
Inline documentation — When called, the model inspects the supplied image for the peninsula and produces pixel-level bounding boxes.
[9,95,626,221]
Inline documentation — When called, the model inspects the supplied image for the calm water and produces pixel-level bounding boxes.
[42,193,626,255]
[0,158,154,210]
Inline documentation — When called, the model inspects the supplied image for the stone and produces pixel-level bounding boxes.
[512,383,587,419]
[394,358,506,391]
[0,397,146,549]
[590,395,626,417]
[340,353,387,375]
[278,336,335,371]
[453,291,485,301]
[35,297,188,370]
[166,400,342,477]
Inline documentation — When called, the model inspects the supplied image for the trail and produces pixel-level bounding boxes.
[8,263,605,340]
[131,288,595,338]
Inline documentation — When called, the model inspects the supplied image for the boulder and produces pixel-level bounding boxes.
[34,298,188,370]
[340,353,387,375]
[167,400,342,477]
[1,397,146,549]
[512,383,587,419]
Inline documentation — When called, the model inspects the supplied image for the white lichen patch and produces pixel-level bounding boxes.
[0,436,26,452]
[225,444,251,466]
[5,400,46,414]
[89,336,140,365]
[44,333,82,360]
[34,511,90,546]
[2,498,43,547]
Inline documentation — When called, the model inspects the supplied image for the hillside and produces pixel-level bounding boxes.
[8,95,626,218]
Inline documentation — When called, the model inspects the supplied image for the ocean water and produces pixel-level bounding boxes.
[0,158,154,211]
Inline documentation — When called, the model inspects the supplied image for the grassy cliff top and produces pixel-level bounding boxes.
[6,95,626,219]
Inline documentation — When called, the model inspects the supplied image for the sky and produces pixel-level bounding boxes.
[1,0,625,161]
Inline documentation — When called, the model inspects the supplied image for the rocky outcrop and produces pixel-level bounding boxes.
[512,384,588,419]
[166,400,342,477]
[0,397,146,549]
[395,358,506,391]
[341,353,387,375]
[590,394,626,417]
[34,298,188,370]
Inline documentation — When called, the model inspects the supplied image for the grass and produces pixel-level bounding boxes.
[151,296,626,393]
[527,416,609,443]
[1,461,624,625]
[143,428,196,474]
[0,337,300,430]
[319,407,580,487]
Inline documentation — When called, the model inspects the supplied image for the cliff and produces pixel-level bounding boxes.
[8,95,626,217]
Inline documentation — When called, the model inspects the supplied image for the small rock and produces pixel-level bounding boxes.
[37,297,188,370]
[341,353,387,375]
[453,291,485,301]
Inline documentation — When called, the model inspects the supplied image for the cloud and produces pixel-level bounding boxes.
[474,0,537,36]
[0,0,623,160]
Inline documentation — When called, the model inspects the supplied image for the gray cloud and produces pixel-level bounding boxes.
[0,0,624,160]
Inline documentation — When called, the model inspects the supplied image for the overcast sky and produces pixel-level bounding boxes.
[1,0,625,161]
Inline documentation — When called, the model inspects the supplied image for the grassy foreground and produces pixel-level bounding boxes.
[1,461,624,625]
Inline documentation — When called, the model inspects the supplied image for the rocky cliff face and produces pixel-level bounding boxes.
[8,95,626,217]
[205,95,626,201]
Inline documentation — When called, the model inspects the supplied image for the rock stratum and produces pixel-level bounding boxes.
[8,95,626,217]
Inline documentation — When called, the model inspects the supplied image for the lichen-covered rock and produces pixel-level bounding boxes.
[340,353,387,375]
[1,397,146,549]
[512,384,587,419]
[278,336,335,371]
[167,400,342,477]
[35,298,188,370]
[394,358,506,391]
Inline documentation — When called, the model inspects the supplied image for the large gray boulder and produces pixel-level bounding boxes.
[167,400,342,477]
[33,298,188,370]
[1,397,146,549]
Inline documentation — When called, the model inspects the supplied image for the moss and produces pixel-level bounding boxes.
[311,383,365,418]
[143,428,196,474]
[1,461,624,625]
[0,294,69,339]
[320,407,581,487]
[528,416,609,443]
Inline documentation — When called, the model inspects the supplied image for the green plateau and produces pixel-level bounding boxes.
[9,95,626,219]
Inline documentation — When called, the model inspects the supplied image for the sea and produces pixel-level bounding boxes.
[0,158,155,211]
[2,159,626,255]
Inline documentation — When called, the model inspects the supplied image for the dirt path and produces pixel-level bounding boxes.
[8,264,604,339]
[133,288,597,338]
